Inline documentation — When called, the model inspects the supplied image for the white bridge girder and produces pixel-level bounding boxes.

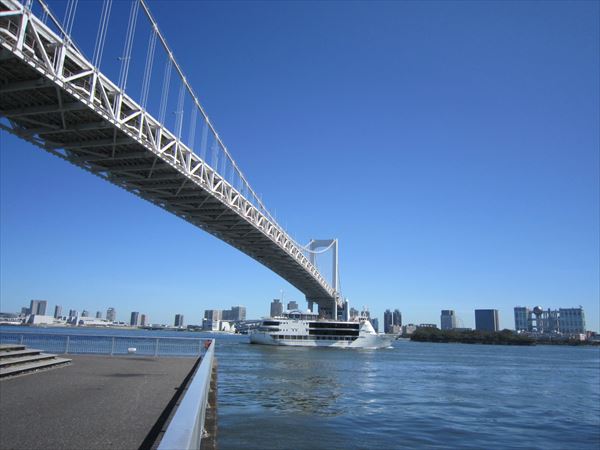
[0,0,336,306]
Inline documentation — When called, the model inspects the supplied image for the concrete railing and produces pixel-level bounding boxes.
[158,339,216,450]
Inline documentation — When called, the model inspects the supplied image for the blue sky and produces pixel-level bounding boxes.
[1,0,598,331]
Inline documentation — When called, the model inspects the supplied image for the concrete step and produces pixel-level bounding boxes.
[0,353,57,368]
[0,344,26,352]
[0,349,42,359]
[0,357,71,378]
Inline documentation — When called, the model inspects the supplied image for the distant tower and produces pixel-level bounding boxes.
[174,314,184,327]
[140,314,148,327]
[393,309,402,328]
[54,305,63,319]
[106,307,116,322]
[30,300,47,316]
[81,310,89,317]
[475,309,499,332]
[95,311,102,319]
[287,300,298,311]
[514,307,531,331]
[440,310,457,330]
[383,309,392,333]
[130,311,140,326]
[270,299,283,317]
[371,318,379,333]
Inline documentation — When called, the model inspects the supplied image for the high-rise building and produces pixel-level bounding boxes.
[204,310,222,321]
[287,301,298,311]
[106,307,116,322]
[514,307,530,331]
[81,310,89,317]
[475,309,499,332]
[174,314,184,327]
[29,300,47,316]
[349,307,359,319]
[68,309,78,318]
[383,309,392,333]
[20,307,30,316]
[95,311,102,319]
[371,318,379,333]
[558,308,586,334]
[54,305,62,319]
[513,306,586,335]
[383,309,402,333]
[130,311,140,326]
[440,310,457,330]
[270,299,283,317]
[230,306,246,321]
[140,314,148,327]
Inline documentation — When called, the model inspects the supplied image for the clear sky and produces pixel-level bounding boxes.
[1,0,598,331]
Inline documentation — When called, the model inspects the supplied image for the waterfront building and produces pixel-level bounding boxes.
[174,314,184,327]
[513,306,586,335]
[371,318,379,333]
[402,324,417,335]
[68,309,78,318]
[231,306,246,321]
[349,307,359,319]
[130,311,140,326]
[558,308,586,334]
[81,310,89,317]
[270,299,283,317]
[383,309,392,333]
[95,311,102,319]
[440,310,457,330]
[204,310,222,321]
[106,307,116,322]
[29,299,47,316]
[384,308,402,333]
[475,309,499,332]
[140,314,148,327]
[54,305,62,319]
[418,323,438,329]
[20,307,30,316]
[514,306,530,331]
[287,300,299,311]
[222,306,246,321]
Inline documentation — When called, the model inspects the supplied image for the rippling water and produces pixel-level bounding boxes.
[216,336,600,449]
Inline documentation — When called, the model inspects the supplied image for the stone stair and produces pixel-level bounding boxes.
[0,344,71,378]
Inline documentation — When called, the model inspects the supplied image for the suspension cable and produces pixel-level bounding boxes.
[118,0,140,91]
[158,59,173,124]
[175,81,185,139]
[140,28,157,109]
[92,0,112,68]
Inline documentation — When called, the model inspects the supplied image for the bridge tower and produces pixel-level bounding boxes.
[305,239,343,319]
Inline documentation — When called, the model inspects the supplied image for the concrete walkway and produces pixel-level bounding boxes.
[0,354,197,450]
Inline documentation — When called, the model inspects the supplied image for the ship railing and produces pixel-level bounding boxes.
[0,331,204,357]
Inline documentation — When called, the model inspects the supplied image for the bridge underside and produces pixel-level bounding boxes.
[0,38,335,308]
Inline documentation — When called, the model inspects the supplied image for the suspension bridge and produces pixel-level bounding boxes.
[0,0,345,318]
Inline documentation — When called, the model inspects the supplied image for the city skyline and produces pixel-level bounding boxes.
[1,1,598,331]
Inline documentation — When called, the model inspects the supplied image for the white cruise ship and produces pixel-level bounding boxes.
[249,310,395,349]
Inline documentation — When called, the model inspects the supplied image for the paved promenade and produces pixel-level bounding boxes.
[0,355,197,450]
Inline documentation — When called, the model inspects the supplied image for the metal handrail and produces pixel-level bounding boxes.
[0,330,203,341]
[158,339,215,450]
[0,331,204,357]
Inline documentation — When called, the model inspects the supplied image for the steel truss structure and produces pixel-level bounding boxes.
[0,0,340,310]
